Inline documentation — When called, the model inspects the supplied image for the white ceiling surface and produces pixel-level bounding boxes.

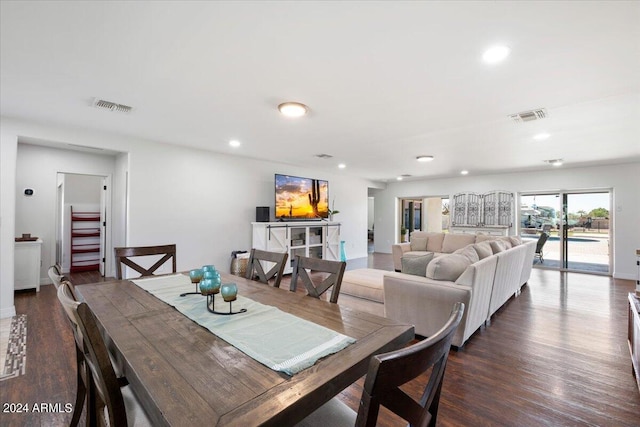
[1,1,639,182]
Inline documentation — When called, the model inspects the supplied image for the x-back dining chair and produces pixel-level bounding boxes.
[57,282,152,426]
[289,255,346,303]
[47,264,66,289]
[114,244,176,280]
[245,248,288,288]
[296,302,465,427]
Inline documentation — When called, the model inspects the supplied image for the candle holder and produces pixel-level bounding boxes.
[181,268,204,297]
[207,283,246,315]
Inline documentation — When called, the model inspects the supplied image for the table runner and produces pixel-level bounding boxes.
[131,274,355,375]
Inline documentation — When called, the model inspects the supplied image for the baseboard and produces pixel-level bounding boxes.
[613,272,635,281]
[0,305,17,319]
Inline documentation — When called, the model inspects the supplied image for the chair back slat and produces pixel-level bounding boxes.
[114,244,176,279]
[290,256,346,303]
[356,302,465,427]
[245,249,288,288]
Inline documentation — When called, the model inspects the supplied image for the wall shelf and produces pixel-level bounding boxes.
[70,206,101,273]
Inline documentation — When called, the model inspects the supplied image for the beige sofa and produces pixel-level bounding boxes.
[384,236,536,347]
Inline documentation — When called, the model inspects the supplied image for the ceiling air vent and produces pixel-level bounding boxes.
[92,98,133,114]
[314,154,333,159]
[509,108,547,123]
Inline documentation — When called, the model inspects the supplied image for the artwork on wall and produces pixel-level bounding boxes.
[451,191,514,227]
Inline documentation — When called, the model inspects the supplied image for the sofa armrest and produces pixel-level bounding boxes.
[391,243,411,271]
[383,273,471,347]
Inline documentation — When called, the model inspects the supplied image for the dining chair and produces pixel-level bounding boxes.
[56,281,88,427]
[296,302,465,427]
[245,249,288,288]
[114,244,176,280]
[47,264,66,289]
[57,282,152,426]
[289,255,346,303]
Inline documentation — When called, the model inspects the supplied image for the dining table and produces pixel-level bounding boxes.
[75,271,414,427]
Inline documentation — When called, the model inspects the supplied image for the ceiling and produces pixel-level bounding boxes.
[1,1,639,182]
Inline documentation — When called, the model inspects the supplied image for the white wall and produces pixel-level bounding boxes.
[0,116,374,317]
[15,143,117,281]
[373,163,640,280]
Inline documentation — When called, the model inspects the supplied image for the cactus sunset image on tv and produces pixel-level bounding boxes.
[275,174,329,219]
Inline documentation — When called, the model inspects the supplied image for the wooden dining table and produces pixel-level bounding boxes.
[75,272,414,426]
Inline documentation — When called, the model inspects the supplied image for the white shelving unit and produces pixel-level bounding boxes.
[251,221,341,274]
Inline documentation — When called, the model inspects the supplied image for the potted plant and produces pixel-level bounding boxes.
[328,199,340,221]
[401,226,407,242]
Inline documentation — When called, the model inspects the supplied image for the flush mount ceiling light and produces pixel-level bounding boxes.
[416,155,434,162]
[338,163,346,169]
[546,159,563,167]
[229,140,241,148]
[533,133,551,140]
[460,170,469,175]
[482,45,510,64]
[278,102,308,118]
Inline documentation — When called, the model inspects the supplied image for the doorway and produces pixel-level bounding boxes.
[519,191,611,274]
[56,173,110,276]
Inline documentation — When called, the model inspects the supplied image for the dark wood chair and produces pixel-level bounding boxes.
[535,232,549,263]
[245,249,288,288]
[114,244,176,280]
[57,282,151,426]
[297,302,465,427]
[289,255,346,303]
[56,281,87,427]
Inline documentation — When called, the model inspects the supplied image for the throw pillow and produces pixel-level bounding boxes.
[454,244,480,264]
[401,253,434,277]
[472,242,493,259]
[426,253,471,281]
[509,236,523,246]
[410,236,428,252]
[442,234,476,253]
[498,236,513,248]
[425,232,445,252]
[475,234,496,243]
[489,240,506,254]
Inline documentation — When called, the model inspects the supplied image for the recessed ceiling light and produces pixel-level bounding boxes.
[460,170,469,175]
[416,155,434,162]
[278,102,308,118]
[338,163,346,169]
[482,45,510,64]
[396,176,403,181]
[229,140,241,148]
[545,159,563,167]
[533,133,550,141]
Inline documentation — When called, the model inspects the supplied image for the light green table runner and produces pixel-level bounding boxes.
[132,274,355,375]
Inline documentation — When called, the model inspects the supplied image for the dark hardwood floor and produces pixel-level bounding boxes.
[1,254,639,426]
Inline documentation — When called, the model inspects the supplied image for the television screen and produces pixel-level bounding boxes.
[275,174,329,220]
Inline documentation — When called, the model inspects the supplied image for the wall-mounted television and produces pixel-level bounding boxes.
[275,174,329,220]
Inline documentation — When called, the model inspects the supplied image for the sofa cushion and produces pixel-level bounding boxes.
[475,234,496,243]
[454,244,480,264]
[442,234,477,253]
[401,253,434,277]
[472,242,493,259]
[426,253,472,282]
[425,232,445,252]
[509,236,523,246]
[489,240,507,253]
[498,236,513,248]
[410,236,428,252]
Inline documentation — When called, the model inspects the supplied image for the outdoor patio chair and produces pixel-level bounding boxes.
[535,232,549,263]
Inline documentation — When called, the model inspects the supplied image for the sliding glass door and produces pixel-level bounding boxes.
[519,191,610,274]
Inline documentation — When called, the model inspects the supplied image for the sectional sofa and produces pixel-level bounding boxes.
[381,232,535,347]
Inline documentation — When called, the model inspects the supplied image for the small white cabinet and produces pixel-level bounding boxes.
[14,239,43,292]
[252,222,341,274]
